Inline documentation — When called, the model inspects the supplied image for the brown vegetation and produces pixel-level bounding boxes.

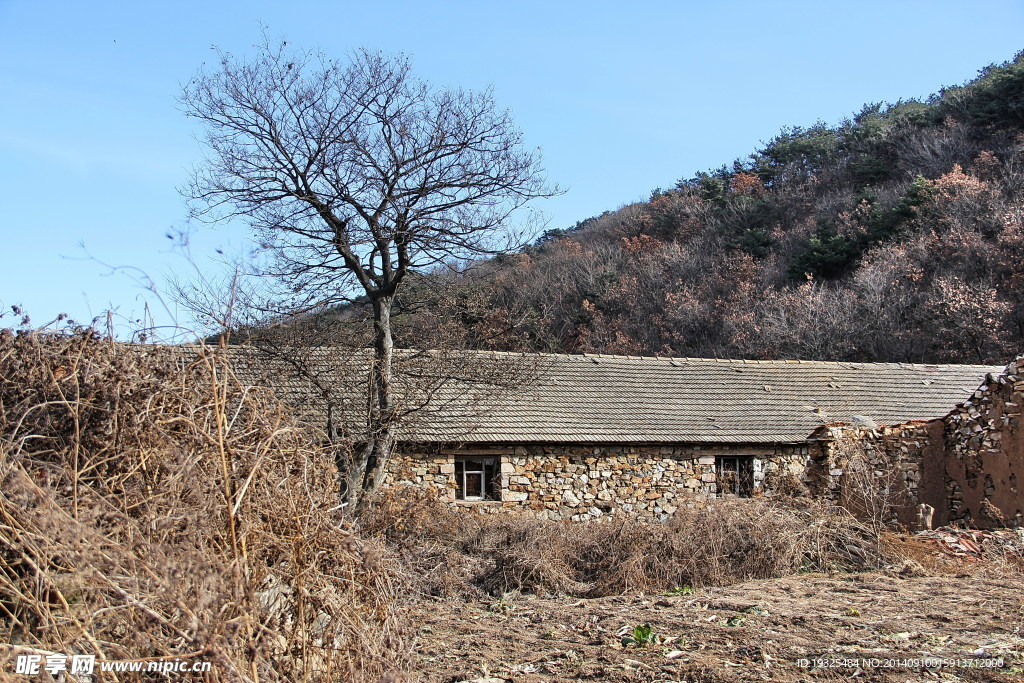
[0,330,412,681]
[361,488,901,600]
[426,147,1024,363]
[388,54,1024,365]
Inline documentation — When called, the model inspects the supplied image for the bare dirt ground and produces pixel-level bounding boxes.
[409,554,1024,682]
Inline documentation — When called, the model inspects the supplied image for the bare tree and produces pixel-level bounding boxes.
[182,40,558,507]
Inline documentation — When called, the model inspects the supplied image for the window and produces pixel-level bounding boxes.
[717,456,754,497]
[454,456,500,501]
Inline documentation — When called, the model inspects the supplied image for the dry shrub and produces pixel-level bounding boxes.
[979,534,1024,573]
[570,519,663,595]
[360,486,470,547]
[796,499,895,571]
[472,517,591,597]
[367,489,895,599]
[641,499,809,589]
[835,445,911,535]
[360,490,589,597]
[762,469,811,498]
[0,329,413,681]
[574,499,890,595]
[359,487,486,599]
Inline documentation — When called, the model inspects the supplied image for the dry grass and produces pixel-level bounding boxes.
[363,489,900,599]
[0,329,413,681]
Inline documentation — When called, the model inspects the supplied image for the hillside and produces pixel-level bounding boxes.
[395,51,1024,365]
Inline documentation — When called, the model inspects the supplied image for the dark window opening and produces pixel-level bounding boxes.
[454,456,500,501]
[717,456,755,497]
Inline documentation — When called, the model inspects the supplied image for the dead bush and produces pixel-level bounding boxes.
[795,499,895,571]
[654,499,809,588]
[0,329,413,681]
[366,490,896,599]
[570,519,665,596]
[473,517,591,596]
[574,499,889,595]
[762,469,811,498]
[360,486,471,548]
[360,487,486,599]
[837,446,911,537]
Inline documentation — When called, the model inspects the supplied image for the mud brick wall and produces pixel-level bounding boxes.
[943,357,1023,528]
[384,444,808,521]
[808,422,943,527]
[815,356,1024,529]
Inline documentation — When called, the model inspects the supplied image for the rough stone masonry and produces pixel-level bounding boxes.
[819,356,1024,529]
[385,444,808,521]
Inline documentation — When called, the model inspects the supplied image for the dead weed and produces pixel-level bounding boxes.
[0,329,413,681]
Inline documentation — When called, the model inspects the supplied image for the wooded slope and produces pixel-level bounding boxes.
[399,52,1024,365]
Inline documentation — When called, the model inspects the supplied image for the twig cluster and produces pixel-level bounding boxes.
[0,328,412,681]
[362,487,896,599]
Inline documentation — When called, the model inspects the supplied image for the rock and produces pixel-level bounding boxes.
[850,415,878,429]
[896,558,927,577]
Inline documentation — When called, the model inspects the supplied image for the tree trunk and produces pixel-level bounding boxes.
[346,294,397,511]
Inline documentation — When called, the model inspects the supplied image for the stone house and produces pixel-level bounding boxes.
[382,354,1005,522]
[221,346,1003,522]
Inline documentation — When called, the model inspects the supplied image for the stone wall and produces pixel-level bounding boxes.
[816,356,1024,529]
[384,443,808,521]
[807,421,944,527]
[943,357,1023,527]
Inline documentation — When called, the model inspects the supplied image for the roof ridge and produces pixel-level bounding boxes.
[126,342,1005,371]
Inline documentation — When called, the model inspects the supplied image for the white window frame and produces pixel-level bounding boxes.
[454,455,500,501]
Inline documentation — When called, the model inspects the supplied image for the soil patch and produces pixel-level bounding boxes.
[410,571,1024,682]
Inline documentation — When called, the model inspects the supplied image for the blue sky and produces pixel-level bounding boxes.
[1,0,1022,337]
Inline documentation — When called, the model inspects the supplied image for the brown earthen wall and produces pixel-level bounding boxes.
[919,420,948,525]
[943,358,1023,527]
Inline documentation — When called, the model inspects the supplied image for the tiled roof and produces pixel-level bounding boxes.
[181,346,1001,445]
